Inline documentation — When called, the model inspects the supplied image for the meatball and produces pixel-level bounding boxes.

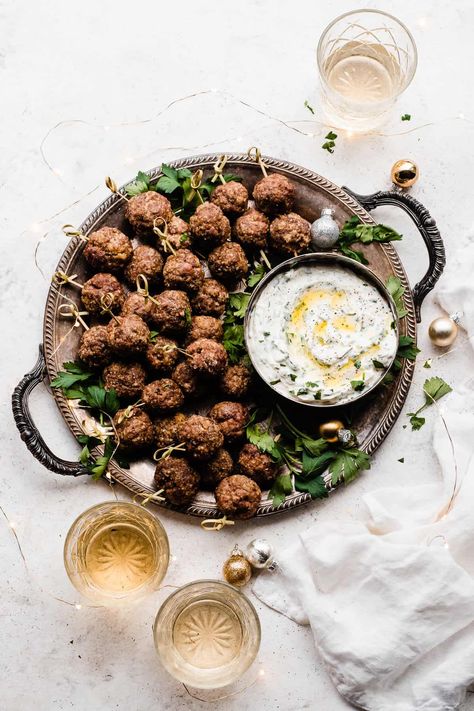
[154,412,187,450]
[171,361,204,399]
[102,361,146,400]
[142,378,184,412]
[234,208,269,250]
[236,443,277,488]
[214,474,261,519]
[78,325,112,369]
[106,314,150,356]
[189,202,231,252]
[153,290,191,335]
[81,273,125,316]
[207,242,249,285]
[124,245,163,287]
[253,173,295,215]
[220,363,252,399]
[187,338,228,377]
[185,316,223,344]
[180,414,224,461]
[209,401,249,443]
[269,212,311,256]
[146,336,179,373]
[125,191,173,235]
[191,278,228,317]
[113,407,154,452]
[154,456,200,507]
[199,448,233,490]
[163,249,204,293]
[166,216,192,251]
[121,292,160,325]
[211,181,248,217]
[83,226,133,273]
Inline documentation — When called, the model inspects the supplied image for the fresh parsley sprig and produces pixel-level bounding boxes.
[247,406,371,507]
[125,165,242,220]
[222,292,251,364]
[407,376,452,431]
[52,361,122,478]
[337,216,402,265]
[322,131,338,153]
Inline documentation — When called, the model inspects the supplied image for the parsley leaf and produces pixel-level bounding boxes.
[401,114,411,121]
[386,276,408,318]
[304,100,315,115]
[125,170,154,196]
[407,376,452,430]
[337,217,403,266]
[50,362,94,389]
[294,475,328,499]
[247,263,266,287]
[351,380,365,392]
[269,474,293,507]
[329,448,371,485]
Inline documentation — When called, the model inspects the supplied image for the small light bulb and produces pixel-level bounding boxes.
[417,17,428,28]
[75,603,82,610]
[258,668,265,678]
[53,167,63,176]
[104,125,110,131]
[9,521,17,529]
[458,113,465,120]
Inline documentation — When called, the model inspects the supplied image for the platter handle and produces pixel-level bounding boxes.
[12,345,89,477]
[342,188,446,322]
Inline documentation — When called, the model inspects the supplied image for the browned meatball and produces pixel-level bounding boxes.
[106,314,150,356]
[220,363,252,399]
[142,378,184,412]
[153,290,191,335]
[121,292,160,325]
[189,202,231,252]
[187,338,228,377]
[199,448,233,489]
[236,443,277,488]
[102,361,146,400]
[215,474,261,519]
[180,414,224,461]
[81,273,125,316]
[83,227,133,273]
[154,412,187,449]
[209,401,249,443]
[253,173,295,215]
[166,216,192,251]
[185,316,223,344]
[211,181,248,217]
[78,325,112,368]
[163,249,204,293]
[171,361,204,399]
[191,279,228,317]
[125,191,173,235]
[113,407,154,452]
[124,245,163,287]
[207,243,249,285]
[269,212,311,256]
[146,336,179,373]
[234,208,269,250]
[154,456,200,507]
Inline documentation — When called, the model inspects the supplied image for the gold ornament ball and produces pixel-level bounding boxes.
[223,553,252,587]
[391,159,419,188]
[428,316,458,347]
[319,420,345,443]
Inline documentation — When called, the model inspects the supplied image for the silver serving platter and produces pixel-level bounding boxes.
[13,153,445,518]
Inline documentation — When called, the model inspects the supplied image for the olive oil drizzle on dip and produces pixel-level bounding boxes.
[248,264,398,405]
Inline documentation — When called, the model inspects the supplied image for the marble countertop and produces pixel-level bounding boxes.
[2,0,474,708]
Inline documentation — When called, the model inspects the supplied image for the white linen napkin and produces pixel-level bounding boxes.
[254,244,474,711]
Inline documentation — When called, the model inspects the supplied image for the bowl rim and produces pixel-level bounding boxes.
[243,251,399,408]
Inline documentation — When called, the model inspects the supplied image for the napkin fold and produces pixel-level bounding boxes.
[254,245,474,711]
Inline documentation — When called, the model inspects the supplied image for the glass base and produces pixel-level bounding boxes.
[319,90,393,133]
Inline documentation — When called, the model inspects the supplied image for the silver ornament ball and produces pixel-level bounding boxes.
[245,538,275,569]
[310,208,340,250]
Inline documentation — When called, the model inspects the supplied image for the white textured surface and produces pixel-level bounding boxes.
[1,1,474,709]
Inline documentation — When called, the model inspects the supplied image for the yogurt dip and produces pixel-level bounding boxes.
[246,263,398,405]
